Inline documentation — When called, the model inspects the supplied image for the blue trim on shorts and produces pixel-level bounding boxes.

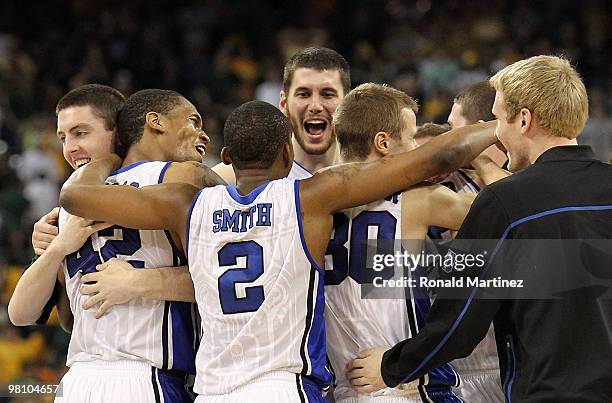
[157,367,194,402]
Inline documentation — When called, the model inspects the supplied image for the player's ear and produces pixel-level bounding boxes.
[145,112,164,134]
[373,132,391,156]
[279,91,288,117]
[220,147,232,165]
[282,142,293,168]
[519,108,533,136]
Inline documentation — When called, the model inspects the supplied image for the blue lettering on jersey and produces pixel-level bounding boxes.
[384,191,401,204]
[212,203,273,233]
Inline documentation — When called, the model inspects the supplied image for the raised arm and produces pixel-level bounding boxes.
[302,120,497,215]
[59,155,198,242]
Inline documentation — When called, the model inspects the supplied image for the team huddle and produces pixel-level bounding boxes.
[9,47,612,403]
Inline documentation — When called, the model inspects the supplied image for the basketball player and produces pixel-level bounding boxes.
[346,55,612,402]
[448,81,510,185]
[76,46,350,313]
[10,84,125,330]
[213,46,349,183]
[12,88,221,402]
[327,83,476,403]
[59,100,498,402]
[441,81,509,402]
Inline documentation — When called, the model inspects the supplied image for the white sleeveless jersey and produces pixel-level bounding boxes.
[324,192,459,401]
[62,160,198,374]
[288,160,313,180]
[187,178,332,395]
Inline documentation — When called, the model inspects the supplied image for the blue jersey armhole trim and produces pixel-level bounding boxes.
[293,180,325,272]
[226,181,270,204]
[110,160,151,175]
[401,203,612,383]
[293,160,313,175]
[185,189,204,260]
[157,161,172,184]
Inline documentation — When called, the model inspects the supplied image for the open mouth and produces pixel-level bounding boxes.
[304,119,328,137]
[195,145,206,156]
[74,158,91,168]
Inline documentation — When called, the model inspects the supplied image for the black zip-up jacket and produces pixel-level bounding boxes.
[381,146,612,402]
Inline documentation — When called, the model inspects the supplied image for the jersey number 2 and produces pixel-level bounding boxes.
[218,241,265,314]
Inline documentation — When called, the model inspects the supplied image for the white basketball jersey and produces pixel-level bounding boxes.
[324,193,413,400]
[288,160,313,180]
[62,160,198,374]
[187,178,332,395]
[325,192,460,401]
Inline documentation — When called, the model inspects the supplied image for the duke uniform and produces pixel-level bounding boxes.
[58,161,198,403]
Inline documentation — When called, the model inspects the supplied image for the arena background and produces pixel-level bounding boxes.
[0,0,610,401]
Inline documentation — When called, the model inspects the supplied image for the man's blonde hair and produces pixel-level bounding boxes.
[334,83,418,161]
[489,55,588,139]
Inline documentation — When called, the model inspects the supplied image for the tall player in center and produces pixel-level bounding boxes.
[213,46,348,182]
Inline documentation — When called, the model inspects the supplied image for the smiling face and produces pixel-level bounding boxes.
[280,68,344,155]
[492,91,529,172]
[158,97,210,163]
[57,105,115,170]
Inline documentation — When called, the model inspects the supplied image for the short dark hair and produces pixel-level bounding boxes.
[56,84,125,131]
[224,101,291,169]
[116,89,183,153]
[334,83,418,161]
[454,81,496,123]
[283,47,351,95]
[415,123,450,139]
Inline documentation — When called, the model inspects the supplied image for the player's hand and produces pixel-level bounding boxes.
[32,207,60,255]
[50,214,113,256]
[347,347,388,394]
[80,258,139,318]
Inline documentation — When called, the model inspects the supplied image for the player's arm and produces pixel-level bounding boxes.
[78,259,195,318]
[303,120,497,215]
[348,188,509,392]
[471,154,511,185]
[401,184,475,241]
[8,214,110,326]
[212,161,237,185]
[59,155,198,240]
[75,160,223,316]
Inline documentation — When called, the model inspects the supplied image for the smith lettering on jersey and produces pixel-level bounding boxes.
[186,178,332,399]
[61,161,199,374]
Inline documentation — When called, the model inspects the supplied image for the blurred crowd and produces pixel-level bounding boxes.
[0,0,610,396]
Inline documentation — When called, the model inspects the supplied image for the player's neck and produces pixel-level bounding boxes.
[122,145,165,167]
[234,170,284,195]
[529,135,577,163]
[292,138,338,173]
